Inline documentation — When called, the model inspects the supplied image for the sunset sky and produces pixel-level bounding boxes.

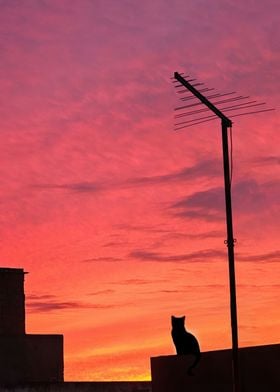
[1,0,279,381]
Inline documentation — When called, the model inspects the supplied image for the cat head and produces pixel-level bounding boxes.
[171,315,186,328]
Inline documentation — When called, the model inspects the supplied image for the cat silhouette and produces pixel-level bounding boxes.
[171,315,201,375]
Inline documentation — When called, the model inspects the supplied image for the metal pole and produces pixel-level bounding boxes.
[221,120,240,392]
[173,72,241,389]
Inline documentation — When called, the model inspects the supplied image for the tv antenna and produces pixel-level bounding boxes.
[172,71,274,392]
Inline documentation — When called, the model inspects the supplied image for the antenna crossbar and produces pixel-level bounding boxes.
[174,72,232,126]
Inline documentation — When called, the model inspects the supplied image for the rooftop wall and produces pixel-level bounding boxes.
[0,334,64,385]
[151,343,280,392]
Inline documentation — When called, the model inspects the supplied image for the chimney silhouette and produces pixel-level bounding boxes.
[0,268,26,335]
[0,267,64,383]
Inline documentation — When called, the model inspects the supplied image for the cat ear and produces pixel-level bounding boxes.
[182,316,186,321]
[171,315,175,320]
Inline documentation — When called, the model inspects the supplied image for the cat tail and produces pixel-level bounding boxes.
[187,352,201,376]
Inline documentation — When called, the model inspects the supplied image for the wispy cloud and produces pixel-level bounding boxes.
[115,224,224,239]
[172,208,223,222]
[102,241,126,248]
[81,256,122,262]
[26,293,121,312]
[88,289,115,296]
[26,299,118,312]
[111,278,168,285]
[31,182,105,193]
[129,249,226,263]
[251,156,280,166]
[170,179,279,221]
[237,250,280,263]
[26,300,117,312]
[27,294,56,300]
[167,230,224,240]
[170,185,224,221]
[114,223,172,234]
[157,283,226,293]
[124,159,221,186]
[31,159,221,194]
[191,230,224,239]
[26,289,130,313]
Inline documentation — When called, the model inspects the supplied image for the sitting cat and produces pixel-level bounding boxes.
[171,315,201,375]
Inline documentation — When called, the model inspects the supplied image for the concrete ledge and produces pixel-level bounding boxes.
[0,381,151,392]
[151,344,280,392]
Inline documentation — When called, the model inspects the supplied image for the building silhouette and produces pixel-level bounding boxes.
[0,267,63,384]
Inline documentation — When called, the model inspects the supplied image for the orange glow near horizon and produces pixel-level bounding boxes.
[1,0,279,381]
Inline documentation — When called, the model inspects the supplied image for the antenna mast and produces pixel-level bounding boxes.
[173,71,274,392]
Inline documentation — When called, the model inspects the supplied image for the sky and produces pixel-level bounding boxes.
[0,0,279,381]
